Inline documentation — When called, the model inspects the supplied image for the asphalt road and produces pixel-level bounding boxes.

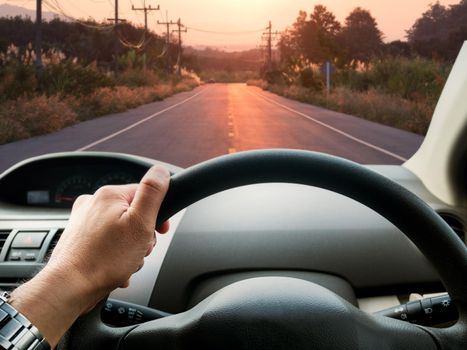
[0,84,424,172]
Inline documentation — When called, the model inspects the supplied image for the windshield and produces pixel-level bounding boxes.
[0,0,463,172]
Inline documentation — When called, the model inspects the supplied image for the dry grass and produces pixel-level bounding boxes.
[0,95,77,144]
[253,81,434,135]
[0,77,199,144]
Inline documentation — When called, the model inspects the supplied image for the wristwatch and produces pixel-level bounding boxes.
[0,292,50,350]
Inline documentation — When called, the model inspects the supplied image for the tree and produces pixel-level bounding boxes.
[406,2,449,42]
[340,7,383,65]
[308,5,341,63]
[278,5,341,69]
[406,0,467,61]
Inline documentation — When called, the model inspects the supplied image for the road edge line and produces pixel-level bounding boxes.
[76,88,205,152]
[248,88,408,162]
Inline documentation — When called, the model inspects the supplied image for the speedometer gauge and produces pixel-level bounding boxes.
[55,175,92,205]
[94,172,138,191]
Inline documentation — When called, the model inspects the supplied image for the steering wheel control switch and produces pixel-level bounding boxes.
[101,299,170,327]
[375,294,457,326]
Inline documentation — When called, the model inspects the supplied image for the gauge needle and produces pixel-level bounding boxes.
[55,196,76,202]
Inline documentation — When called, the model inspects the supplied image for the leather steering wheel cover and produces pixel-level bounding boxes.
[157,149,467,321]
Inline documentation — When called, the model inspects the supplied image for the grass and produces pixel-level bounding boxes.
[0,44,201,145]
[248,81,435,135]
[0,77,199,144]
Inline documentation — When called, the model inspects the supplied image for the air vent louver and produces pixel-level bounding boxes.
[0,230,11,253]
[45,229,63,261]
[439,213,465,241]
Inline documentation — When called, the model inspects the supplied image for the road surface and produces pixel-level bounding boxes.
[0,84,424,172]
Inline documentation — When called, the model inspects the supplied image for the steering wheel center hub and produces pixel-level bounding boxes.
[182,277,357,350]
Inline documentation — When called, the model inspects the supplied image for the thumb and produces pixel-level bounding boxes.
[131,165,170,224]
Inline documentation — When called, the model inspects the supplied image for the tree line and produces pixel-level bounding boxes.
[277,1,467,75]
[0,16,178,71]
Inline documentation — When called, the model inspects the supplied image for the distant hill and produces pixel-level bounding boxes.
[0,4,64,21]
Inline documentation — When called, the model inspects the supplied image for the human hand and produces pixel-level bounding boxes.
[10,165,170,346]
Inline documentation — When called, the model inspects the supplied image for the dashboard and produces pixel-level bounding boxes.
[0,152,465,323]
[0,154,151,208]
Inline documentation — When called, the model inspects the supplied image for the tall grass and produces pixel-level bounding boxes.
[0,45,200,144]
[251,83,434,135]
[0,95,77,144]
[249,57,448,135]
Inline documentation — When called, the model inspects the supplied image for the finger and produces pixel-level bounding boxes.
[119,280,130,289]
[157,220,170,234]
[72,194,92,210]
[145,232,156,256]
[130,165,170,223]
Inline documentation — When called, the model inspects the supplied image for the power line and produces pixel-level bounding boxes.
[43,0,114,30]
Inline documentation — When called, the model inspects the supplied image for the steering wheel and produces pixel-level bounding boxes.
[67,150,467,350]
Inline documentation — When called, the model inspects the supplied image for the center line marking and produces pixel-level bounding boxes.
[248,89,407,162]
[76,88,205,152]
[228,132,234,137]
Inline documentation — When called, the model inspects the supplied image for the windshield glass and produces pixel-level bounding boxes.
[0,0,463,171]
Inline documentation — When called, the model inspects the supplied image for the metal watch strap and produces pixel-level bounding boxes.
[0,292,50,350]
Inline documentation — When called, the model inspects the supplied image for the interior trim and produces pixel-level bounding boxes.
[109,209,187,306]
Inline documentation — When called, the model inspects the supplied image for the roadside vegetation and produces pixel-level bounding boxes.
[249,1,466,135]
[184,47,261,83]
[0,18,199,145]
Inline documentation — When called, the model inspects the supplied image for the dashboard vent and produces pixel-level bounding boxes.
[0,230,11,253]
[45,229,63,261]
[439,213,465,241]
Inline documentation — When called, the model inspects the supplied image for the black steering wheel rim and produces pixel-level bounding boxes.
[69,149,467,349]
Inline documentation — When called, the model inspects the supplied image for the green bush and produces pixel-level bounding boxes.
[0,63,37,101]
[370,57,449,101]
[299,68,323,91]
[116,68,160,87]
[40,62,114,96]
[262,84,434,135]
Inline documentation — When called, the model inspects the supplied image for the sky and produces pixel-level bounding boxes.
[0,0,461,51]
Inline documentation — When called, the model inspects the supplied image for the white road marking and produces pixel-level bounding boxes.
[76,89,205,152]
[248,89,408,162]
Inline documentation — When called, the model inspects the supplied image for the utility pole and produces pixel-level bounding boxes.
[172,18,187,76]
[107,0,126,24]
[157,13,177,73]
[132,2,160,70]
[115,0,118,25]
[262,21,280,72]
[107,1,126,73]
[35,0,43,73]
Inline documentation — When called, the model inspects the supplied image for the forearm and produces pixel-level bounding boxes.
[9,264,98,347]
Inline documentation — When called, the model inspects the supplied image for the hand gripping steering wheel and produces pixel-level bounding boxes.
[68,150,467,350]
